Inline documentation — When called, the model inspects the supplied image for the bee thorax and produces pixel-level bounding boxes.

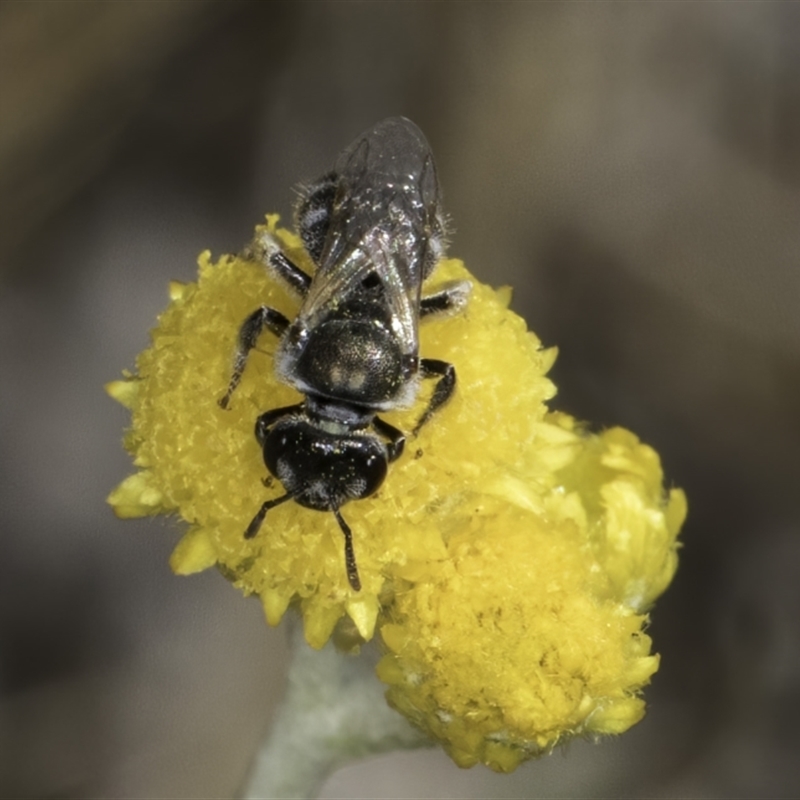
[290,320,408,406]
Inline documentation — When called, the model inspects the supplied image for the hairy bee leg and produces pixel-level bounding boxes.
[255,404,304,446]
[245,230,312,296]
[333,509,361,591]
[244,492,294,539]
[372,416,406,462]
[420,279,472,318]
[219,306,290,409]
[413,358,456,436]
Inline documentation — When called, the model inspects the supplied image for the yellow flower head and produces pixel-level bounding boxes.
[377,420,686,771]
[108,217,685,770]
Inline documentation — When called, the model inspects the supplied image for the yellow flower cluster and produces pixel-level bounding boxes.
[377,421,685,770]
[108,218,685,770]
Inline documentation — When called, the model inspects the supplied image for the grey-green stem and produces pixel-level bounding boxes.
[240,619,430,799]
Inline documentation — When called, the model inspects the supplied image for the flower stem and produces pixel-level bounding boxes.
[240,619,429,799]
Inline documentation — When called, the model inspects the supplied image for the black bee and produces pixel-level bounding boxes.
[220,117,471,590]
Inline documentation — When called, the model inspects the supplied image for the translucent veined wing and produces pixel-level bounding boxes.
[296,117,443,355]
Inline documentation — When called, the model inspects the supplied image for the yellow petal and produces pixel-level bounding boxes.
[169,527,218,575]
[105,379,139,410]
[261,587,293,627]
[346,595,380,641]
[586,697,646,735]
[107,472,164,517]
[168,280,188,301]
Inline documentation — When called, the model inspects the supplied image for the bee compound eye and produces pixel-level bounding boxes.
[323,437,388,502]
[355,445,388,498]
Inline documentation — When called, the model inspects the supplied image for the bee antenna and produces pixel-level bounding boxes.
[333,509,361,591]
[244,492,294,539]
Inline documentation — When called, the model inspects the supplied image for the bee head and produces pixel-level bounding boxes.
[261,416,388,512]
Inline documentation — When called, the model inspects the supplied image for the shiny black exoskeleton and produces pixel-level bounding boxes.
[220,117,471,590]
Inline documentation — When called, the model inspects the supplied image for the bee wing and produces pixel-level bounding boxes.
[334,117,440,208]
[297,118,442,355]
[299,227,421,353]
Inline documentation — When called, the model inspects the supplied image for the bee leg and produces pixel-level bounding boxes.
[413,359,456,436]
[420,280,472,318]
[245,230,312,297]
[255,404,305,446]
[372,416,406,462]
[219,306,290,409]
[244,492,294,539]
[333,508,361,591]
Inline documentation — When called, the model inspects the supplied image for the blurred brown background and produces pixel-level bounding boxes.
[1,2,799,797]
